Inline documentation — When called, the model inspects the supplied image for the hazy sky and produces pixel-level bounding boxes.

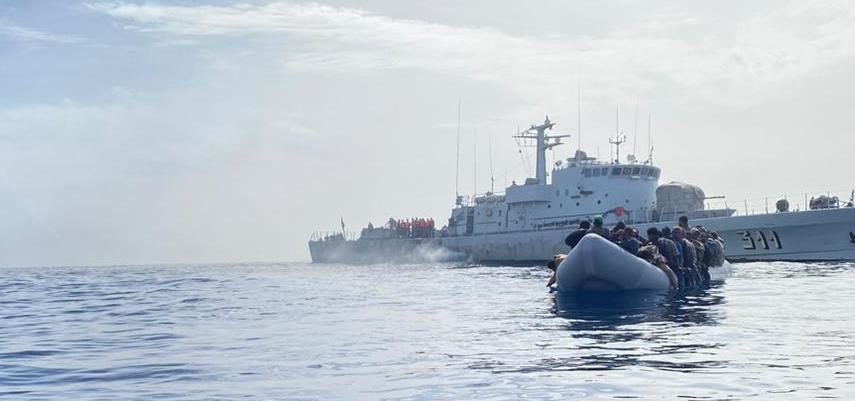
[2,0,855,266]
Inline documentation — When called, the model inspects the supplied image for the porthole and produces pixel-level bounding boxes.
[597,200,601,205]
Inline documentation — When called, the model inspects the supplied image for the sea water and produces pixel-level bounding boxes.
[1,261,853,400]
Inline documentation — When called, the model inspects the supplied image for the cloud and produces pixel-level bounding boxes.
[0,22,84,44]
[86,1,855,107]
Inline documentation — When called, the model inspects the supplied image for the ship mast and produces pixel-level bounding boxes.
[513,116,570,185]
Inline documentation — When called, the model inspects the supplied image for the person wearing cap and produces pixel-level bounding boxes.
[564,220,591,249]
[587,215,611,240]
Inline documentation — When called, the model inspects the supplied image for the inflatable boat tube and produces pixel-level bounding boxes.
[556,234,671,292]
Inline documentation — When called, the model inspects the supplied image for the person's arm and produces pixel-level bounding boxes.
[546,272,557,287]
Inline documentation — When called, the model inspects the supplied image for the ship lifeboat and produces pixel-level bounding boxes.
[556,234,671,292]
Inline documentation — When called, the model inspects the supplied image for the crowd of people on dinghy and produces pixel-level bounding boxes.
[547,215,726,290]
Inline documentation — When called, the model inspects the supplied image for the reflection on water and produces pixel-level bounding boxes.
[546,284,727,372]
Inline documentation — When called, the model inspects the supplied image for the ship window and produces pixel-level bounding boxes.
[556,190,560,197]
[576,202,580,206]
[641,167,649,177]
[559,203,563,208]
[498,210,502,216]
[602,167,609,176]
[548,204,552,208]
[582,168,592,177]
[593,169,601,177]
[632,167,641,175]
[612,167,621,175]
[622,167,632,175]
[652,168,660,179]
[565,189,569,196]
[498,222,501,227]
[597,200,601,205]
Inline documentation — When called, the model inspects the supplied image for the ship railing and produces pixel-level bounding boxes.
[310,231,359,242]
[456,192,508,207]
[702,188,855,217]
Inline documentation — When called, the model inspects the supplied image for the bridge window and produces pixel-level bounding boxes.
[582,168,592,177]
[641,167,649,176]
[651,168,660,179]
[601,167,609,176]
[612,167,622,175]
[632,167,641,175]
[593,168,601,177]
[622,167,632,175]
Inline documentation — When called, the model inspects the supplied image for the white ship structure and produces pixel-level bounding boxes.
[309,117,855,263]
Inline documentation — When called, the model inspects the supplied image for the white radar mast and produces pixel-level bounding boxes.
[513,116,570,185]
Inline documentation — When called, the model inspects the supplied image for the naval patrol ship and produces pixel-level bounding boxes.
[309,117,855,263]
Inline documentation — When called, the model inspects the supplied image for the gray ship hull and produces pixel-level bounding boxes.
[309,207,855,264]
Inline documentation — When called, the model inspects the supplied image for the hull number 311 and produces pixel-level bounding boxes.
[739,230,783,250]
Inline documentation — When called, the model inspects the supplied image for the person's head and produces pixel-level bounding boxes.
[613,221,626,232]
[593,215,604,227]
[690,228,700,240]
[710,232,720,240]
[547,260,557,271]
[678,215,689,227]
[661,226,672,237]
[579,220,591,230]
[647,227,660,240]
[672,227,685,239]
[623,227,635,238]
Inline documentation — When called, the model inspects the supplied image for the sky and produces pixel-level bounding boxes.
[2,0,855,267]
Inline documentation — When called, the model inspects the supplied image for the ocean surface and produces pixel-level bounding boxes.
[1,261,854,400]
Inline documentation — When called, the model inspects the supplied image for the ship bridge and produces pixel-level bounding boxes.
[448,117,660,237]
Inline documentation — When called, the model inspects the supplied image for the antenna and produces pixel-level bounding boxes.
[455,98,461,201]
[473,128,477,199]
[577,77,582,150]
[633,100,638,160]
[647,114,654,164]
[488,131,495,193]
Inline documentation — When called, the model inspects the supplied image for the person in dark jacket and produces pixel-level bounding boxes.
[648,227,685,288]
[619,227,642,255]
[564,221,592,248]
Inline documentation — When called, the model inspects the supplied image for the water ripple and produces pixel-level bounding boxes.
[1,262,854,400]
